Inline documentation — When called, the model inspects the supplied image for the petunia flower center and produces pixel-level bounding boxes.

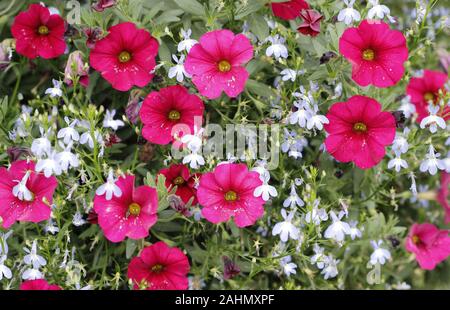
[362,49,375,61]
[118,51,131,63]
[173,176,185,185]
[128,202,141,216]
[168,110,181,121]
[353,122,367,133]
[151,263,165,274]
[412,235,421,245]
[224,190,238,201]
[38,25,49,35]
[423,92,435,103]
[218,60,231,72]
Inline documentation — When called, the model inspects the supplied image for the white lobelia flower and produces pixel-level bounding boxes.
[420,104,446,133]
[338,0,361,25]
[57,117,80,145]
[283,184,304,208]
[168,54,191,83]
[72,211,86,226]
[367,0,390,19]
[280,68,298,82]
[265,35,288,60]
[0,231,13,256]
[306,104,329,131]
[0,255,12,280]
[333,82,343,98]
[31,127,52,157]
[44,219,59,235]
[55,142,80,172]
[44,79,63,98]
[392,128,410,154]
[22,268,43,280]
[311,244,326,269]
[399,96,416,118]
[251,160,269,178]
[254,172,278,201]
[103,109,125,131]
[348,221,362,240]
[369,240,391,265]
[272,209,300,242]
[80,130,103,149]
[95,169,122,200]
[280,256,297,277]
[180,126,204,152]
[36,150,62,177]
[183,151,205,169]
[388,150,408,172]
[305,200,328,225]
[420,145,445,175]
[177,28,198,53]
[324,211,351,242]
[23,240,46,269]
[321,255,340,280]
[12,170,33,202]
[289,100,311,128]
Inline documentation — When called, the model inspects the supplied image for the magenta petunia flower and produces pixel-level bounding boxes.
[339,20,408,88]
[270,0,309,20]
[93,174,158,242]
[139,85,204,145]
[197,163,265,227]
[0,160,58,229]
[437,172,450,224]
[406,69,449,122]
[127,241,190,290]
[405,223,450,270]
[184,29,253,99]
[11,4,66,59]
[20,279,61,290]
[158,164,200,205]
[324,95,396,169]
[297,9,323,37]
[89,22,159,91]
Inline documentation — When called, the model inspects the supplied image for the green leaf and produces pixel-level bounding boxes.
[246,79,276,98]
[125,239,137,259]
[248,14,269,42]
[173,0,205,17]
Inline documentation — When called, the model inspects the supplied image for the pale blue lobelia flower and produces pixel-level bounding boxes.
[95,169,122,201]
[272,209,300,242]
[369,240,391,265]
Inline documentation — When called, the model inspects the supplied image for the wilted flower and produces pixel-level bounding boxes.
[64,51,89,87]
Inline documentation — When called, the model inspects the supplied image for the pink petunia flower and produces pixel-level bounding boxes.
[339,20,408,88]
[89,22,159,91]
[20,279,62,290]
[11,3,66,59]
[324,95,396,169]
[297,9,323,37]
[127,241,190,290]
[158,164,200,205]
[0,160,58,229]
[184,29,253,99]
[197,163,265,227]
[405,223,450,270]
[93,174,158,242]
[437,172,450,224]
[406,70,449,122]
[139,85,204,145]
[270,0,309,20]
